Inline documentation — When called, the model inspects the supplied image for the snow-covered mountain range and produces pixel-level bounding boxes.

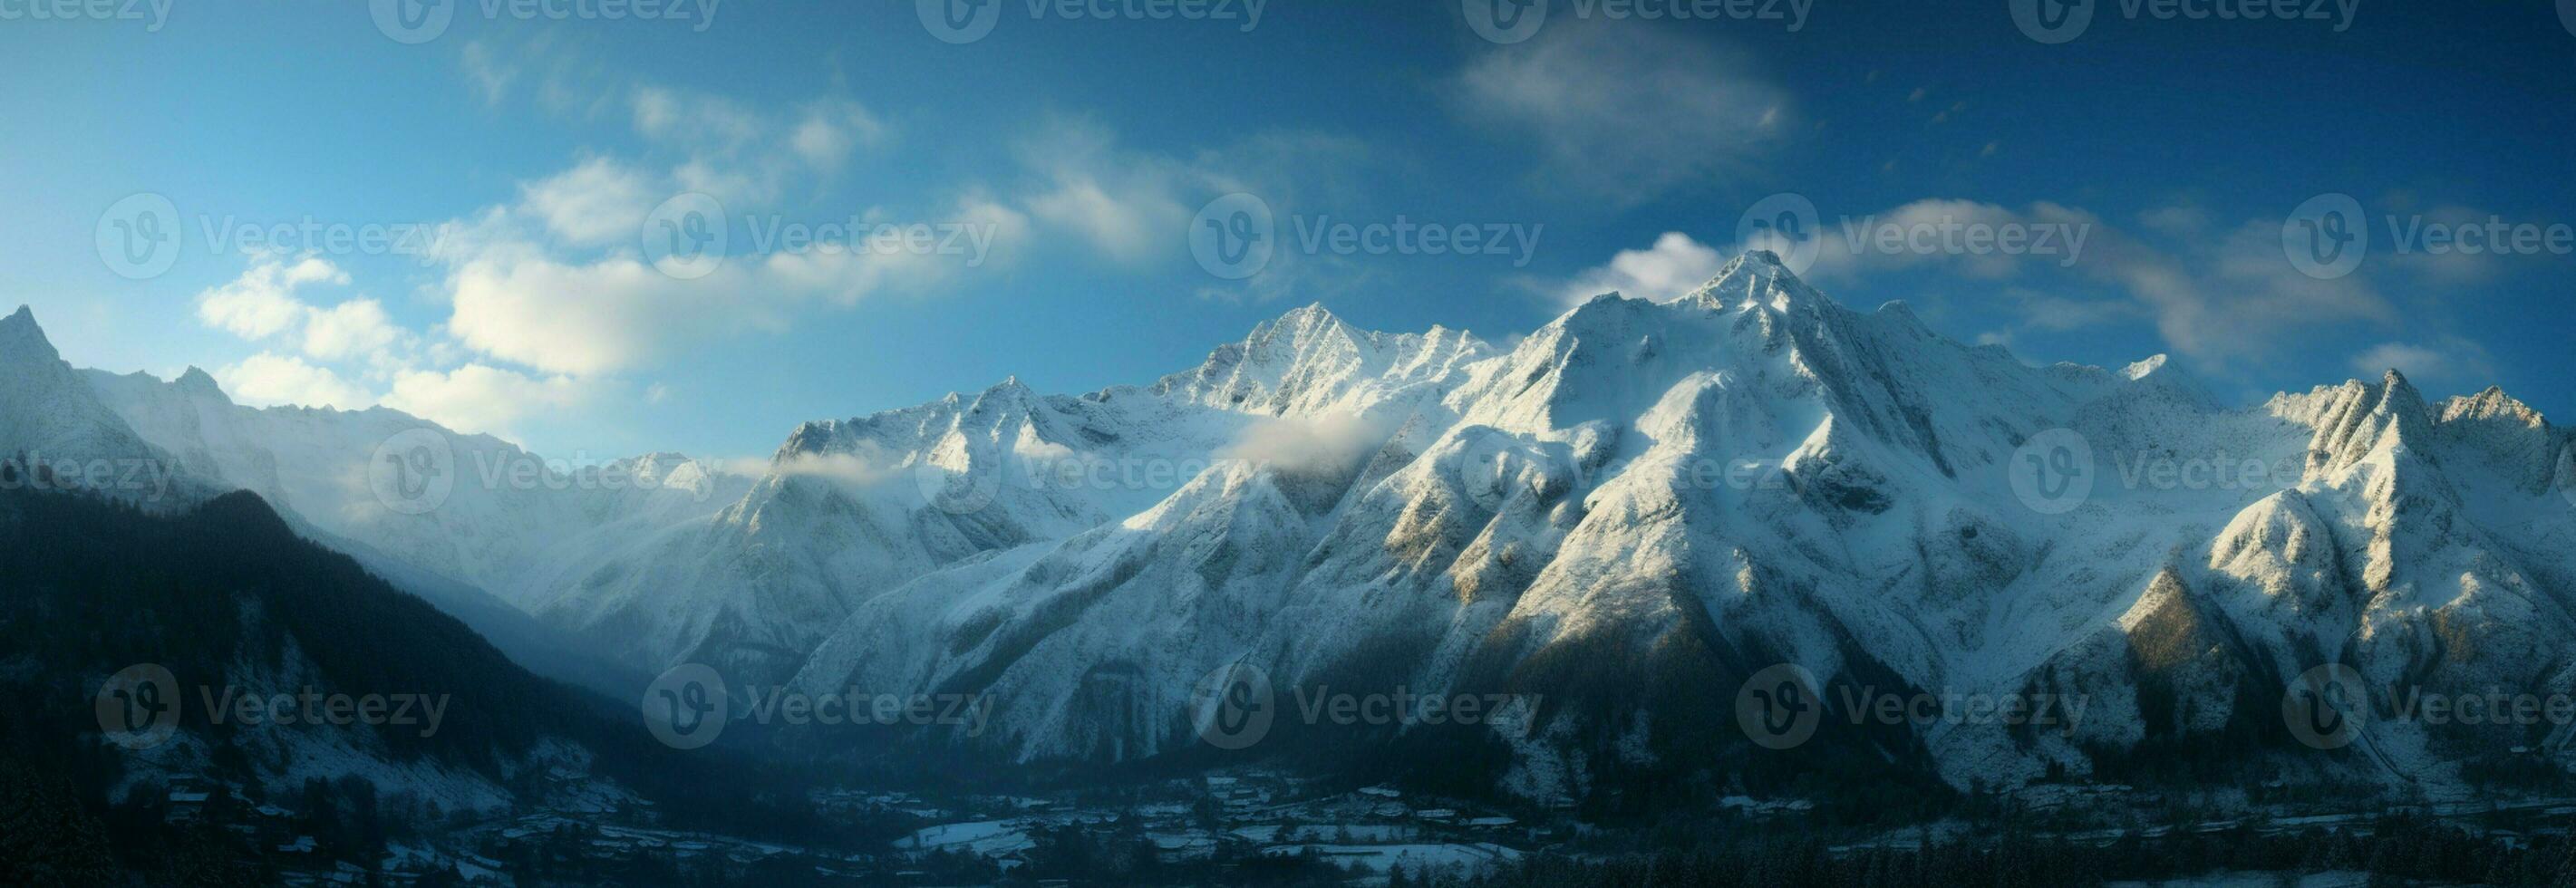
[11,252,2575,801]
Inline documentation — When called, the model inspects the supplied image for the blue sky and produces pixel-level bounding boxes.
[3,1,2571,462]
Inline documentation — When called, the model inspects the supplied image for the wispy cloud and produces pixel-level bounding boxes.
[1452,24,1787,206]
[1553,232,1728,307]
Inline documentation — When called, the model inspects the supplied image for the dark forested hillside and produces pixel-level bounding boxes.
[0,483,830,883]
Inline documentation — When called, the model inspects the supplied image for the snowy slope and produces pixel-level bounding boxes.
[0,305,738,691]
[14,248,2575,800]
[0,306,217,507]
[783,253,2576,797]
[82,364,748,608]
[533,304,1492,683]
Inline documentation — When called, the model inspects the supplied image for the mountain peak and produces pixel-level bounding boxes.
[1678,251,1832,314]
[2376,369,2428,418]
[1738,248,1791,269]
[0,304,61,367]
[1277,302,1336,323]
[175,366,229,401]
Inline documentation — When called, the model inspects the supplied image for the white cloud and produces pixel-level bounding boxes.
[790,98,890,169]
[1555,232,1727,306]
[1219,412,1389,473]
[631,85,766,153]
[1014,119,1202,265]
[436,189,1027,376]
[1027,178,1183,265]
[1006,121,1366,294]
[1806,199,2083,281]
[381,363,592,440]
[2098,217,2393,364]
[767,450,896,487]
[299,298,405,362]
[442,250,746,377]
[2385,204,2513,285]
[623,85,888,203]
[407,72,1004,379]
[217,352,373,410]
[2350,337,2496,391]
[197,256,348,340]
[1452,24,1787,205]
[1715,198,2392,367]
[460,40,518,105]
[519,158,660,247]
[195,256,420,371]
